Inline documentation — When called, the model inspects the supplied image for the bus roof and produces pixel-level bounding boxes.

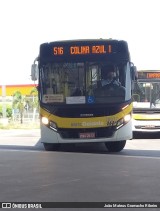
[41,38,126,44]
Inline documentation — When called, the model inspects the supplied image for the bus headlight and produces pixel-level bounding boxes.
[124,114,131,122]
[41,117,57,131]
[42,117,49,125]
[116,114,131,129]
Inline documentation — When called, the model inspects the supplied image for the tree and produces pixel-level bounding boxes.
[30,87,39,121]
[12,91,26,124]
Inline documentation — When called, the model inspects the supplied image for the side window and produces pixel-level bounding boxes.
[86,65,100,95]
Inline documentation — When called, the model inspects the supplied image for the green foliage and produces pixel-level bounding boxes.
[30,87,39,109]
[0,104,12,118]
[12,91,26,124]
[6,107,12,118]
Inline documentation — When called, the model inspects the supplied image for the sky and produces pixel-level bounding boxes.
[0,0,160,85]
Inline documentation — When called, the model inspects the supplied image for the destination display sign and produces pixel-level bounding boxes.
[39,40,130,63]
[138,71,160,79]
[53,45,112,55]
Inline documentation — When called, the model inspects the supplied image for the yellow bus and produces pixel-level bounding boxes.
[31,39,136,152]
[133,70,160,131]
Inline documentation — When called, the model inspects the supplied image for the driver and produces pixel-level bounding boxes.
[101,65,121,87]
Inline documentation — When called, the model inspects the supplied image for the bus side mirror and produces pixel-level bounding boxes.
[31,64,38,81]
[131,65,138,81]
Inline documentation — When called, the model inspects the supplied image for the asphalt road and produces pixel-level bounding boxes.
[0,129,160,210]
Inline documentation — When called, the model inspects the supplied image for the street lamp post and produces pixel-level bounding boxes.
[1,85,8,125]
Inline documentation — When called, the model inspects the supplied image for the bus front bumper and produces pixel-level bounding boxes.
[132,119,160,132]
[40,120,132,144]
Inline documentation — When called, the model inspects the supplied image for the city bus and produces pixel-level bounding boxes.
[31,39,136,152]
[132,70,160,131]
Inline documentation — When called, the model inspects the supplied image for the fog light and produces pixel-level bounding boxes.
[116,118,124,129]
[50,121,57,131]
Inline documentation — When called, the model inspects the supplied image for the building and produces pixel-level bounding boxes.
[0,84,37,96]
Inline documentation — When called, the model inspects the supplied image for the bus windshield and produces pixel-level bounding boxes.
[39,62,128,104]
[133,81,160,109]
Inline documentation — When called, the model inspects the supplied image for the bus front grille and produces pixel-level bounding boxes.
[57,127,115,139]
[135,125,160,129]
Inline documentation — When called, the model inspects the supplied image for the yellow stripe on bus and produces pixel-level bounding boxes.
[40,103,132,128]
[133,113,160,120]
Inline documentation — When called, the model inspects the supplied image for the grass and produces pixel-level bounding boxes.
[0,121,40,129]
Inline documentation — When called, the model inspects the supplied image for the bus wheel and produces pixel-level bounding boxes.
[43,143,60,151]
[105,140,126,152]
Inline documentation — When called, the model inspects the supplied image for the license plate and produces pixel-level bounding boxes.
[79,132,95,139]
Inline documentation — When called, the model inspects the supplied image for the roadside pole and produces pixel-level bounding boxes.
[1,85,8,125]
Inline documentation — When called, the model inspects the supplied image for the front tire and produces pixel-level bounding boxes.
[43,143,60,151]
[105,140,126,152]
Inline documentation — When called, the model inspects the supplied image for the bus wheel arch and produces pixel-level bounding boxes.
[105,140,126,152]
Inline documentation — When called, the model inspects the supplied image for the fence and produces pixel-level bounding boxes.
[0,96,39,124]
